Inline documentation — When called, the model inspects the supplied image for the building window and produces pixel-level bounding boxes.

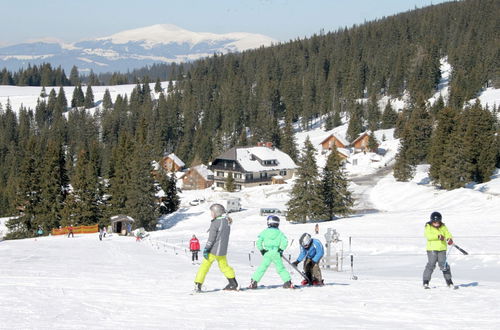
[235,184,242,190]
[235,173,242,179]
[245,174,253,181]
[260,172,268,179]
[279,170,287,176]
[216,182,225,188]
[217,171,225,177]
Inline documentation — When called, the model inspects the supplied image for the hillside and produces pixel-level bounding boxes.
[1,164,500,328]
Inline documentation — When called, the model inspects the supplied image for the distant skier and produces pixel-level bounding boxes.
[292,233,325,286]
[99,227,104,241]
[423,211,454,289]
[189,234,200,263]
[248,216,293,289]
[314,223,319,235]
[194,204,238,292]
[67,225,74,238]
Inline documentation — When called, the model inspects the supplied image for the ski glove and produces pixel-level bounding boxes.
[260,249,267,256]
[447,239,454,245]
[203,249,209,259]
[438,234,445,241]
[291,261,299,267]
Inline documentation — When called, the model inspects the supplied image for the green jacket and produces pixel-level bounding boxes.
[424,222,452,251]
[256,228,288,252]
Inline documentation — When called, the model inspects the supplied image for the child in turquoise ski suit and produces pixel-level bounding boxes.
[248,216,293,289]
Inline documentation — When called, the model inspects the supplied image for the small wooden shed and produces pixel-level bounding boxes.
[110,215,135,235]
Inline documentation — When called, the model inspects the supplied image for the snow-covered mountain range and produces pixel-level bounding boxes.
[0,24,276,73]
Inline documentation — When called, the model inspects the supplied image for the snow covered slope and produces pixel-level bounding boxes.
[1,166,500,329]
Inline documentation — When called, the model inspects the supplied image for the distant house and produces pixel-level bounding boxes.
[182,164,214,190]
[320,133,350,151]
[210,143,298,190]
[160,153,185,172]
[352,131,377,153]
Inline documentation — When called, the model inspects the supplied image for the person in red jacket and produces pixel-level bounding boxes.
[189,234,200,263]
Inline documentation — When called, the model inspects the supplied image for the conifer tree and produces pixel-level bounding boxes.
[381,101,398,129]
[69,66,80,86]
[84,85,94,109]
[102,89,113,110]
[393,143,415,182]
[225,172,236,192]
[280,118,299,162]
[286,137,324,223]
[35,139,68,232]
[319,147,353,220]
[71,84,85,108]
[158,170,180,215]
[125,118,158,230]
[154,78,162,93]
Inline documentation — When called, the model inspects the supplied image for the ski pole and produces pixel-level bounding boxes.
[452,243,468,255]
[350,255,358,280]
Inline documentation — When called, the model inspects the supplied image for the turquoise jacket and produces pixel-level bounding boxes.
[256,227,288,252]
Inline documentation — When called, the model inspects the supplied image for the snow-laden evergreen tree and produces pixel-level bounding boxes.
[319,147,353,220]
[286,136,324,223]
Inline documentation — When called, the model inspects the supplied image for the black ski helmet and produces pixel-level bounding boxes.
[299,233,312,248]
[430,211,442,223]
[210,203,226,218]
[267,215,280,228]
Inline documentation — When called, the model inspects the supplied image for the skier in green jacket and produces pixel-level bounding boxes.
[423,211,454,289]
[248,216,293,289]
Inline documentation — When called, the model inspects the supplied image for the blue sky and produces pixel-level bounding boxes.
[0,0,453,45]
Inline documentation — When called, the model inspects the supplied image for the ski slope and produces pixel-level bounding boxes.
[1,166,500,329]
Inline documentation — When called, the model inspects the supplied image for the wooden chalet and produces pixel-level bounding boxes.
[319,133,350,151]
[160,153,185,172]
[352,131,377,153]
[182,164,214,190]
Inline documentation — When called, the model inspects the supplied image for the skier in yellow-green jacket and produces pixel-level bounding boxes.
[423,211,454,289]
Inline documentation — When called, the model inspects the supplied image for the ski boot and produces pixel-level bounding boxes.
[283,280,293,289]
[423,280,430,289]
[446,279,457,289]
[194,282,202,293]
[312,280,324,286]
[224,278,239,291]
[248,279,258,289]
[301,279,310,286]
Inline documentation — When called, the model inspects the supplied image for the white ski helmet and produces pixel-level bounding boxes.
[299,233,312,248]
[267,215,280,228]
[210,203,226,218]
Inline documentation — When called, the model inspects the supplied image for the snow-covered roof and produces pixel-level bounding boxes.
[319,132,350,147]
[193,164,214,180]
[236,146,297,172]
[337,148,351,158]
[167,153,185,167]
[352,130,372,144]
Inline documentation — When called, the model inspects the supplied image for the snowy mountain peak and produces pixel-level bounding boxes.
[0,24,276,73]
[97,23,276,49]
